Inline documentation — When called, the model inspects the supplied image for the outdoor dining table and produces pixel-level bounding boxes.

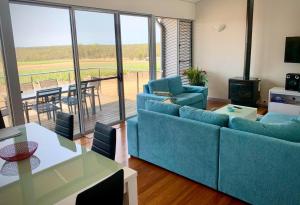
[0,123,138,205]
[21,84,96,122]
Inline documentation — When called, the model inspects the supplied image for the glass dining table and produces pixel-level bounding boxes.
[0,123,137,205]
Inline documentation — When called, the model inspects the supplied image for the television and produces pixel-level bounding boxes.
[285,37,300,63]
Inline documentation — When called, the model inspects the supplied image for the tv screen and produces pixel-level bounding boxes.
[285,37,300,63]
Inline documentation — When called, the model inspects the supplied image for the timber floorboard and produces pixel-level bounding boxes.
[76,100,266,205]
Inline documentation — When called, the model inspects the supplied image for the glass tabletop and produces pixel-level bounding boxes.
[0,123,121,205]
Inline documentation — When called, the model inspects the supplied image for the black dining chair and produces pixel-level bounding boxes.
[55,111,74,141]
[0,109,5,129]
[92,122,116,160]
[76,169,124,205]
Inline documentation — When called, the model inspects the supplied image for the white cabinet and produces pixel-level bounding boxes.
[268,87,300,115]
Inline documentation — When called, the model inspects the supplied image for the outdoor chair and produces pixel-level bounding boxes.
[32,87,62,125]
[61,82,89,117]
[0,108,6,129]
[39,79,58,89]
[87,77,102,111]
[21,82,35,123]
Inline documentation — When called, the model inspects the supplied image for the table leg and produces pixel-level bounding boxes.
[24,102,30,123]
[91,87,96,115]
[127,176,138,205]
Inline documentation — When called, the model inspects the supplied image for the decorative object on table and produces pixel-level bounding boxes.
[227,106,236,112]
[183,67,208,86]
[0,155,40,176]
[0,141,38,162]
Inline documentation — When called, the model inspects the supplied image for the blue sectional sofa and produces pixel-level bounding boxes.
[127,101,300,205]
[137,76,208,110]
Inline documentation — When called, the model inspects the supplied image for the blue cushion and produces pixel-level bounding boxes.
[229,117,300,142]
[168,76,184,96]
[145,100,180,116]
[174,93,203,106]
[148,79,169,94]
[180,106,229,127]
[260,112,299,124]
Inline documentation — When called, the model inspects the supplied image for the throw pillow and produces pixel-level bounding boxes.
[229,117,300,142]
[148,79,170,94]
[179,106,229,127]
[168,76,184,96]
[145,100,180,116]
[153,91,173,97]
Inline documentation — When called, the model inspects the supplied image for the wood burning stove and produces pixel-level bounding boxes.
[228,0,260,107]
[229,77,260,107]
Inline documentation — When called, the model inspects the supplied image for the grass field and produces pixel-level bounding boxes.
[0,44,161,84]
[0,58,161,84]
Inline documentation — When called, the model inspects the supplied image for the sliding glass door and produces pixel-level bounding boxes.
[4,1,158,135]
[120,14,150,118]
[0,23,12,127]
[9,3,80,134]
[74,10,121,132]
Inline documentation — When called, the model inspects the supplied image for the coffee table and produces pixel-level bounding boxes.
[214,104,258,121]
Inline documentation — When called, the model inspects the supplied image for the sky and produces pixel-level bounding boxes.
[10,3,161,48]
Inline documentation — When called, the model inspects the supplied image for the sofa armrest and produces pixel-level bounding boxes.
[219,127,300,204]
[183,85,208,94]
[137,93,168,110]
[183,86,208,109]
[143,84,150,94]
[127,116,139,157]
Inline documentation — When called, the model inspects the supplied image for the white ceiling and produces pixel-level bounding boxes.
[180,0,201,3]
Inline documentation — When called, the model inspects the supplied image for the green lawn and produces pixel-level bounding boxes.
[0,59,161,84]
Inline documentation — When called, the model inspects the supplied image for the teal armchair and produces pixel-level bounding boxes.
[137,76,208,110]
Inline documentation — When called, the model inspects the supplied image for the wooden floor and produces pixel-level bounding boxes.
[76,100,267,205]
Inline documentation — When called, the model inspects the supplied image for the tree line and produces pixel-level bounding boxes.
[15,44,161,62]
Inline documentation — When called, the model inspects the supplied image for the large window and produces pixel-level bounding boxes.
[120,14,150,118]
[1,1,191,134]
[10,3,80,133]
[75,10,120,131]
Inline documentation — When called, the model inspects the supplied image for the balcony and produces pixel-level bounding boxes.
[0,68,155,134]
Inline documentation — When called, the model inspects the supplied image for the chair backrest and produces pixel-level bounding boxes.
[76,169,124,205]
[55,111,74,140]
[92,122,116,160]
[68,82,88,98]
[39,79,58,89]
[36,87,62,106]
[21,82,34,93]
[0,109,5,129]
[87,77,100,90]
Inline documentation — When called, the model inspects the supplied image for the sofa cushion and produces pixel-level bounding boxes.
[148,79,169,94]
[174,93,203,106]
[153,91,173,97]
[229,117,300,142]
[179,106,229,127]
[145,100,180,116]
[168,76,184,96]
[260,112,299,124]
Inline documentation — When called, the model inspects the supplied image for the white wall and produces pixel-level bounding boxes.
[194,0,300,103]
[193,0,246,100]
[34,0,196,20]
